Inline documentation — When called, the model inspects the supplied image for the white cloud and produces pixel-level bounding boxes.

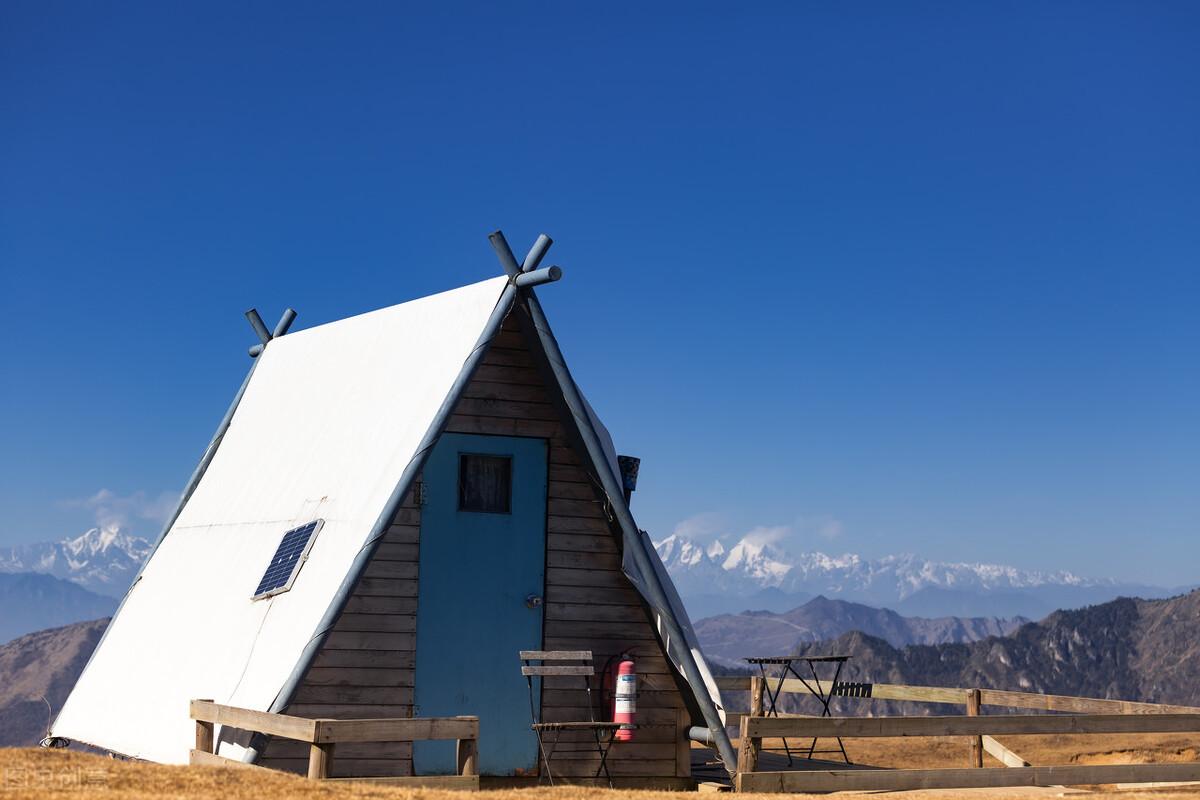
[66,488,178,532]
[741,524,792,547]
[672,511,728,542]
[670,511,847,552]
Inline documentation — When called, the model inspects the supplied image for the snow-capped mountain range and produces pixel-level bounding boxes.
[0,525,1184,622]
[655,534,1180,620]
[0,526,153,597]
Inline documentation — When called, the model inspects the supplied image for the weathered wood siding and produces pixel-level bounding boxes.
[259,312,692,782]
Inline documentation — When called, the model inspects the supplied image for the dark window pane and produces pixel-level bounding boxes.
[459,454,512,513]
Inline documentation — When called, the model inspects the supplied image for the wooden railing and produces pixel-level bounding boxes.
[715,675,1200,718]
[189,699,479,790]
[719,676,1200,793]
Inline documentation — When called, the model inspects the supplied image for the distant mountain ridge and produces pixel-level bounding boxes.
[780,590,1200,715]
[0,573,116,645]
[0,619,109,747]
[694,595,1028,666]
[656,533,1182,619]
[0,527,151,597]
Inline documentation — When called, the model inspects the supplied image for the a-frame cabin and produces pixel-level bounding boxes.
[52,232,735,787]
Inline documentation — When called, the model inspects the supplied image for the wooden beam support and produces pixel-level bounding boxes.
[189,699,317,742]
[736,715,758,777]
[735,676,765,777]
[982,735,1032,768]
[749,675,765,719]
[307,741,333,780]
[676,708,693,778]
[193,697,214,754]
[315,716,478,743]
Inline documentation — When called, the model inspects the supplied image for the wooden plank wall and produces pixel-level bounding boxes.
[259,312,692,783]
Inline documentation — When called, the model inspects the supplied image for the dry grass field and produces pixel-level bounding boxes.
[775,732,1200,770]
[3,742,1199,800]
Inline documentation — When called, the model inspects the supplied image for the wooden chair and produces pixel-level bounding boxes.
[520,650,625,786]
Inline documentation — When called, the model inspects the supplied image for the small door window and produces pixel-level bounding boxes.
[458,453,512,513]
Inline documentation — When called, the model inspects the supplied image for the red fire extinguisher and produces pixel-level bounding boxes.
[609,655,636,741]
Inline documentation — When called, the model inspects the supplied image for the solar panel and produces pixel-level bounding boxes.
[252,519,324,599]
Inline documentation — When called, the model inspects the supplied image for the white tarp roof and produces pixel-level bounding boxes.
[52,275,510,764]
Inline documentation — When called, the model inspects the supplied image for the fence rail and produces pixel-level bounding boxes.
[714,675,1200,716]
[743,712,1200,739]
[725,676,1200,793]
[189,699,479,790]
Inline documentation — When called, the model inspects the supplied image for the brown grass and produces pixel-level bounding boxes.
[3,745,1200,800]
[756,732,1200,770]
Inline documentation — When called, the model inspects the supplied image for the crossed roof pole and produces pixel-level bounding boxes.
[241,229,562,359]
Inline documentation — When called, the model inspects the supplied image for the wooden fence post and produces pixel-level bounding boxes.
[737,676,765,778]
[967,688,983,768]
[194,698,214,754]
[308,742,334,780]
[737,715,760,778]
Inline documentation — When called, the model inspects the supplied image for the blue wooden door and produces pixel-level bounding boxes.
[413,433,548,775]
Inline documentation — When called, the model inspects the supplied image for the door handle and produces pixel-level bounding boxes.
[525,594,543,609]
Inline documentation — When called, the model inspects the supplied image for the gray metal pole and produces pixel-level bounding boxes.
[514,266,562,288]
[488,230,522,277]
[245,309,272,345]
[272,308,297,338]
[521,234,553,273]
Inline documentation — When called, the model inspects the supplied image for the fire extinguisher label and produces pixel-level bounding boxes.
[615,674,637,713]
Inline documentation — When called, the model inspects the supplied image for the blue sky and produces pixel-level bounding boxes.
[1,2,1196,585]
